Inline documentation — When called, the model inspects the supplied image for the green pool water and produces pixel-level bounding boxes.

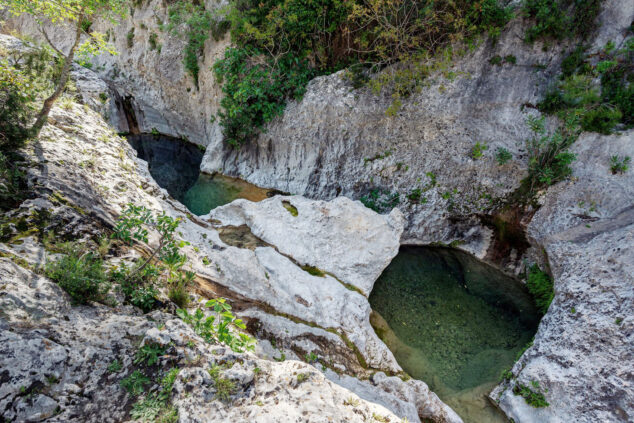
[182,173,271,216]
[127,133,271,215]
[369,246,540,423]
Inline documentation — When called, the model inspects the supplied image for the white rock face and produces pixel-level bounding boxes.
[0,258,409,423]
[208,195,404,296]
[0,56,458,422]
[490,130,634,423]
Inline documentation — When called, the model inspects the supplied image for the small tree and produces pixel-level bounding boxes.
[1,0,127,136]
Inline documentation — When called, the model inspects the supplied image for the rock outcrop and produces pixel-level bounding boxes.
[0,258,409,423]
[0,39,460,422]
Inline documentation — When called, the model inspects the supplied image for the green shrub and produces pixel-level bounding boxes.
[110,262,159,312]
[211,0,511,145]
[213,47,314,146]
[513,380,550,407]
[111,204,194,312]
[526,264,554,315]
[471,141,488,159]
[149,33,159,51]
[214,376,236,402]
[610,155,630,174]
[177,298,256,353]
[45,248,111,305]
[360,189,400,213]
[0,61,35,152]
[538,39,632,133]
[580,105,622,134]
[0,151,28,210]
[495,147,512,165]
[135,343,166,366]
[561,45,589,77]
[120,370,151,396]
[522,0,602,43]
[520,115,576,199]
[127,28,135,48]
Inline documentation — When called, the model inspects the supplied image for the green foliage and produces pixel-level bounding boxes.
[520,115,576,199]
[526,264,554,315]
[131,393,164,421]
[126,28,135,48]
[0,61,35,151]
[135,343,166,366]
[120,370,151,396]
[148,32,159,51]
[296,373,308,383]
[110,262,159,312]
[213,47,314,146]
[302,265,326,277]
[407,188,423,203]
[177,298,256,353]
[490,55,516,66]
[165,0,225,86]
[211,0,511,145]
[214,376,237,402]
[44,247,111,305]
[513,380,550,407]
[112,204,192,310]
[471,141,488,159]
[522,0,602,43]
[361,189,399,213]
[495,147,512,165]
[610,155,630,174]
[305,352,319,363]
[108,359,123,373]
[0,151,28,210]
[538,39,632,134]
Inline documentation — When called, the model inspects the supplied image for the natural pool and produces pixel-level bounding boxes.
[127,134,271,215]
[369,246,540,423]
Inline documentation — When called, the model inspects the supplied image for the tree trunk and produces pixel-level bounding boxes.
[31,20,84,136]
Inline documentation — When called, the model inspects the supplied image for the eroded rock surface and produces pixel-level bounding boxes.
[0,48,458,422]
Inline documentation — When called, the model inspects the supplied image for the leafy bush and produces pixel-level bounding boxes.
[361,189,400,213]
[120,370,151,396]
[135,343,166,366]
[177,298,256,353]
[526,264,554,315]
[213,47,314,146]
[112,204,192,311]
[165,0,223,86]
[0,61,35,151]
[520,115,576,199]
[513,380,550,407]
[211,0,512,145]
[495,147,512,165]
[580,105,622,134]
[471,141,488,159]
[0,151,27,210]
[610,155,630,174]
[538,39,632,134]
[522,0,602,43]
[45,248,111,305]
[127,28,135,48]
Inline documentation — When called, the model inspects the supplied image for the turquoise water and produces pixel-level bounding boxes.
[127,134,270,215]
[182,173,271,216]
[369,246,540,423]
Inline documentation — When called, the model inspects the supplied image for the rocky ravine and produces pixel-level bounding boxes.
[2,0,634,420]
[0,34,460,423]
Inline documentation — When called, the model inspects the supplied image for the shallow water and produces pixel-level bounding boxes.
[369,246,540,423]
[127,134,270,215]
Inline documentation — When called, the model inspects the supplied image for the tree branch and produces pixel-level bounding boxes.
[39,25,66,58]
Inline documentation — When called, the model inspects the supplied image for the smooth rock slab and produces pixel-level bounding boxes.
[208,195,404,296]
